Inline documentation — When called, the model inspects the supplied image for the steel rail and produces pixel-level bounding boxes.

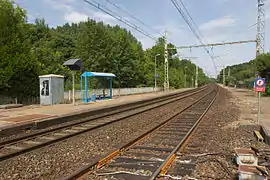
[0,86,206,147]
[0,87,207,162]
[149,86,219,179]
[61,87,216,180]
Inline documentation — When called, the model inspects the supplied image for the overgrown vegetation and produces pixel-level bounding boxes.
[0,0,210,101]
[218,53,270,94]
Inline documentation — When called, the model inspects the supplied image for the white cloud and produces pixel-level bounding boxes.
[43,0,124,25]
[148,19,255,77]
[40,0,264,77]
[199,16,236,31]
[64,12,88,23]
[43,0,73,11]
[90,11,118,25]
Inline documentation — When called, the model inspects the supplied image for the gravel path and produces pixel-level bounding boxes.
[165,86,265,180]
[0,90,208,179]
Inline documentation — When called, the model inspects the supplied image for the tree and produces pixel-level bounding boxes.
[254,53,270,75]
[0,0,210,100]
[0,0,39,99]
[217,53,270,88]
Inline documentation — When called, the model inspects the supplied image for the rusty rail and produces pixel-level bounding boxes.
[0,87,207,162]
[149,86,219,179]
[61,87,216,180]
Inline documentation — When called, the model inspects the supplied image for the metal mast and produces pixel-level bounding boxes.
[164,31,169,91]
[223,66,226,86]
[256,0,265,56]
[195,65,198,88]
[170,40,256,49]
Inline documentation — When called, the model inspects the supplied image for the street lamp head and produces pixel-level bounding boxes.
[156,54,160,57]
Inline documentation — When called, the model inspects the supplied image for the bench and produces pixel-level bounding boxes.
[96,93,107,100]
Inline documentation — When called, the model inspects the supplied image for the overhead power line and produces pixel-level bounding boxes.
[105,0,176,44]
[105,0,157,34]
[207,22,258,72]
[83,0,157,41]
[178,0,207,42]
[221,22,257,43]
[170,0,218,74]
[173,40,256,49]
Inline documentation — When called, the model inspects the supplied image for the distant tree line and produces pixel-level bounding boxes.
[0,0,210,101]
[218,53,270,94]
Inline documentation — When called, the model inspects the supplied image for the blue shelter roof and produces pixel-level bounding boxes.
[81,71,116,78]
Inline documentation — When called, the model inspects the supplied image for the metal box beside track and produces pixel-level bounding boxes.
[39,74,64,105]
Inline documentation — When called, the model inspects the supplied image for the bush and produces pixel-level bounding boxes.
[263,84,270,96]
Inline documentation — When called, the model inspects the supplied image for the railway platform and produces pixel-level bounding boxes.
[0,88,191,136]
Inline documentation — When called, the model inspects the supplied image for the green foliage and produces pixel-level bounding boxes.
[218,53,270,90]
[254,53,270,72]
[145,40,209,88]
[264,84,270,96]
[0,0,210,99]
[218,61,255,88]
[0,0,39,99]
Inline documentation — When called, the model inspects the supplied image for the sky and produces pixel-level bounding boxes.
[14,0,270,77]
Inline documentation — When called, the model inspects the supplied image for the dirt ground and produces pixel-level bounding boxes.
[226,87,270,126]
[166,86,270,180]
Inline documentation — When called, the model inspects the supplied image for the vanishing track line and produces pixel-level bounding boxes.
[62,85,218,180]
[0,87,207,162]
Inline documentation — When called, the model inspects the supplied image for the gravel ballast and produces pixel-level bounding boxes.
[0,90,208,179]
[166,86,265,180]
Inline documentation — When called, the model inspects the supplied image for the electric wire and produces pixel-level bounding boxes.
[216,22,258,74]
[222,23,257,43]
[178,0,207,42]
[83,0,210,76]
[83,0,157,41]
[105,0,159,34]
[170,0,218,74]
[105,0,178,44]
[173,0,218,72]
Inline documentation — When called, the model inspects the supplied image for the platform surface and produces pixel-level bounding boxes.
[0,104,23,109]
[224,86,270,145]
[0,88,191,130]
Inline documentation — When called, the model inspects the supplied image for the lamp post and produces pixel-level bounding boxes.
[63,59,83,106]
[155,54,160,92]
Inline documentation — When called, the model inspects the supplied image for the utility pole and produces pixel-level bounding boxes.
[72,71,75,106]
[256,0,265,124]
[154,54,160,92]
[164,31,169,91]
[223,66,226,86]
[195,65,198,88]
[184,66,187,88]
[256,0,265,56]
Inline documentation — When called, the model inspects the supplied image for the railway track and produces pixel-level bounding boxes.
[0,87,205,140]
[0,86,207,162]
[62,85,219,180]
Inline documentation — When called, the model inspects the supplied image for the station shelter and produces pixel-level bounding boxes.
[80,71,116,103]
